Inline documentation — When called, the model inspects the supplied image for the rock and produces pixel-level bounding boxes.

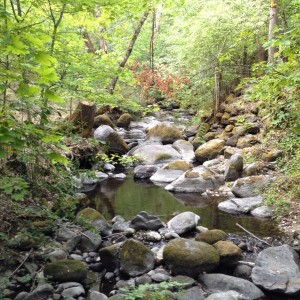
[205,291,242,300]
[191,137,205,149]
[176,286,205,300]
[251,244,300,295]
[144,231,162,242]
[117,113,132,128]
[262,149,283,162]
[79,230,102,252]
[44,260,87,283]
[232,123,260,136]
[76,208,106,223]
[218,196,264,214]
[89,291,108,300]
[165,166,224,193]
[133,165,159,179]
[233,264,252,280]
[94,125,128,154]
[213,241,242,267]
[150,168,185,183]
[224,154,243,182]
[108,295,125,300]
[56,227,78,242]
[23,284,54,300]
[104,163,115,171]
[231,175,273,198]
[183,125,200,137]
[195,139,225,163]
[203,132,218,142]
[147,123,183,143]
[199,273,264,300]
[167,212,200,235]
[163,238,220,278]
[250,206,274,218]
[130,211,164,231]
[48,249,68,262]
[170,275,196,289]
[15,292,29,300]
[120,239,155,277]
[92,219,113,236]
[135,274,152,285]
[237,135,259,148]
[132,144,181,165]
[225,125,234,132]
[243,162,264,176]
[99,243,122,272]
[70,254,83,261]
[112,220,131,233]
[221,112,232,125]
[60,283,85,298]
[94,114,115,128]
[112,173,126,180]
[226,134,239,147]
[195,229,227,245]
[173,140,196,162]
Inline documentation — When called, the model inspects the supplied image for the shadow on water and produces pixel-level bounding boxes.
[87,173,280,237]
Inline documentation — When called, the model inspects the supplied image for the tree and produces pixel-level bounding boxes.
[268,0,279,63]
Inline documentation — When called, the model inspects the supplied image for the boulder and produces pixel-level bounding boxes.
[120,239,155,276]
[213,241,242,267]
[195,229,227,245]
[199,273,264,300]
[173,140,196,162]
[117,113,132,128]
[262,149,283,162]
[23,284,54,300]
[232,123,260,136]
[150,168,185,183]
[226,134,239,147]
[251,245,300,295]
[218,196,264,214]
[183,125,200,137]
[130,211,164,231]
[203,132,218,142]
[76,208,106,223]
[94,114,115,128]
[44,260,87,283]
[195,139,225,163]
[133,165,159,179]
[205,291,243,300]
[192,137,205,149]
[132,144,181,164]
[94,125,128,154]
[147,123,183,143]
[163,238,220,278]
[224,153,243,182]
[250,206,274,218]
[89,291,108,300]
[165,166,224,193]
[236,135,259,148]
[175,286,205,300]
[231,175,273,198]
[167,212,200,235]
[243,162,264,176]
[99,243,123,272]
[79,230,102,252]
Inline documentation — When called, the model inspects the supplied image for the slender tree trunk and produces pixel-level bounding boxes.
[214,66,221,119]
[268,0,279,63]
[241,44,248,77]
[256,37,267,62]
[150,9,156,71]
[82,31,96,53]
[109,11,149,94]
[99,27,108,54]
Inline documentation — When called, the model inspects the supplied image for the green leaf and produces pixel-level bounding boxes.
[45,90,63,103]
[47,152,69,165]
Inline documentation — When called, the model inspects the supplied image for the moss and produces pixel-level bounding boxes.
[195,229,227,245]
[94,114,115,128]
[185,171,199,178]
[44,259,87,283]
[99,243,121,271]
[195,123,210,138]
[76,207,105,223]
[213,241,242,266]
[106,132,129,154]
[147,124,183,143]
[117,113,132,127]
[155,153,172,162]
[165,160,192,171]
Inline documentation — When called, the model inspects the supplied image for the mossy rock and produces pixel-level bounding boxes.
[106,131,129,154]
[44,259,87,283]
[94,114,115,128]
[76,207,106,223]
[117,113,132,128]
[195,123,210,139]
[195,139,225,163]
[95,105,111,116]
[203,132,218,142]
[213,241,242,267]
[195,229,227,245]
[99,242,122,272]
[163,238,220,278]
[165,160,192,171]
[147,124,183,144]
[262,149,283,162]
[120,239,155,277]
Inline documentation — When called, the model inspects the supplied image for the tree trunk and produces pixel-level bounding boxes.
[214,67,221,119]
[150,9,156,71]
[109,11,149,94]
[268,0,279,63]
[256,37,267,62]
[68,101,96,137]
[82,31,96,53]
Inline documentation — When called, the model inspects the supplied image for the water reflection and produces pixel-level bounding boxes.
[87,175,280,237]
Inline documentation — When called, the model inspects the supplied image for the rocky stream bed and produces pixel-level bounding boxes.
[1,101,300,300]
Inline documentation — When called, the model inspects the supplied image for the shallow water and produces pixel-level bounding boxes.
[87,172,280,237]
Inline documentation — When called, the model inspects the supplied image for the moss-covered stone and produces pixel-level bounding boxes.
[154,153,172,162]
[147,124,183,144]
[94,114,115,128]
[76,207,106,223]
[44,259,87,283]
[99,243,122,272]
[165,160,192,171]
[195,229,227,245]
[195,139,225,163]
[203,132,218,142]
[213,241,242,267]
[117,113,132,128]
[163,238,220,278]
[262,149,283,162]
[195,123,210,139]
[192,137,205,149]
[120,239,155,277]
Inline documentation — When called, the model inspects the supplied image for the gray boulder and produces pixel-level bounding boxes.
[99,242,123,272]
[231,175,273,198]
[251,245,300,295]
[163,238,220,278]
[133,165,159,179]
[251,206,274,218]
[132,144,181,164]
[89,291,109,300]
[79,230,102,252]
[224,153,243,182]
[23,284,54,300]
[176,286,205,300]
[167,212,200,235]
[206,291,243,300]
[199,273,264,300]
[120,239,155,276]
[173,140,196,162]
[150,168,185,183]
[130,211,164,231]
[218,196,264,214]
[165,166,224,193]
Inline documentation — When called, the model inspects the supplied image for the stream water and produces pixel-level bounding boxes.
[87,171,280,237]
